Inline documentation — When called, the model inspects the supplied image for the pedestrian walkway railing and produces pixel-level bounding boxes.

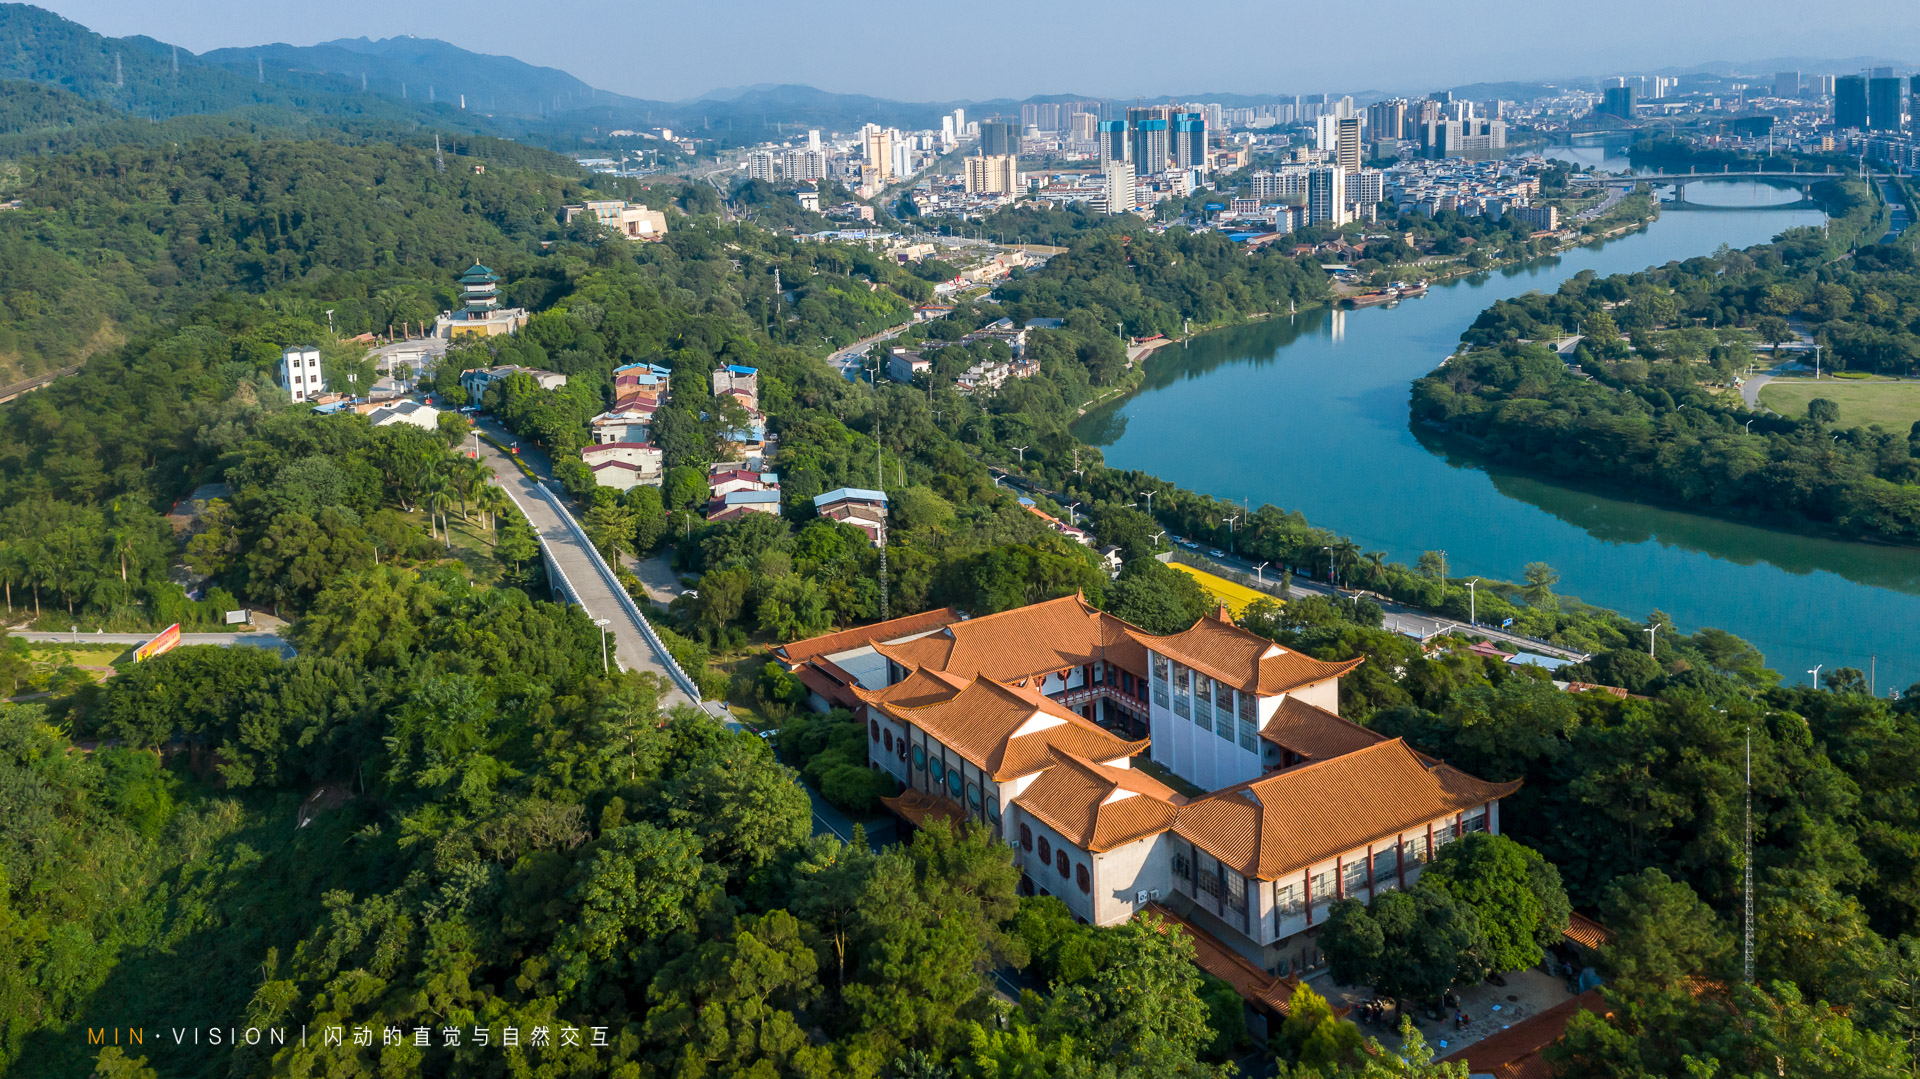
[531,482,717,710]
[493,482,589,611]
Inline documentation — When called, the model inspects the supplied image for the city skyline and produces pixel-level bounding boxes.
[35,0,1920,103]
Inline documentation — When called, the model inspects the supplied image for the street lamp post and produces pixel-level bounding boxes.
[1467,578,1477,626]
[1067,502,1081,527]
[593,617,612,673]
[1224,514,1239,554]
[1011,445,1028,464]
[1254,561,1270,585]
[1647,622,1660,657]
[1323,545,1335,588]
[1808,664,1823,688]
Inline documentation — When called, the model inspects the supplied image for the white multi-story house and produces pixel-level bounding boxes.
[281,346,322,403]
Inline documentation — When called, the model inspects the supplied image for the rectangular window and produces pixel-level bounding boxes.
[1310,869,1333,902]
[1174,850,1193,883]
[1192,673,1211,730]
[1226,873,1247,915]
[1172,664,1189,717]
[1343,858,1368,897]
[1152,656,1169,707]
[1275,881,1304,916]
[1463,809,1489,834]
[1373,845,1399,885]
[1238,691,1255,724]
[1198,869,1222,903]
[1408,834,1431,864]
[1238,714,1258,751]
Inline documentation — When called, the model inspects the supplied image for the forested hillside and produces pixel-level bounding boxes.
[6,92,1920,1076]
[0,136,588,382]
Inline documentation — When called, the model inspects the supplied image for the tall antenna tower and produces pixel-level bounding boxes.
[434,135,446,174]
[1743,723,1755,983]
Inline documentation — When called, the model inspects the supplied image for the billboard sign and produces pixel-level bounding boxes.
[224,610,249,625]
[133,623,182,663]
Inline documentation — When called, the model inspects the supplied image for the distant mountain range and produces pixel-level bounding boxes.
[4,2,1897,155]
[196,35,641,117]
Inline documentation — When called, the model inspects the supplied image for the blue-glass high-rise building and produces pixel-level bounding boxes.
[1867,76,1903,132]
[1130,118,1169,176]
[1834,75,1868,129]
[1172,114,1207,169]
[1097,120,1128,167]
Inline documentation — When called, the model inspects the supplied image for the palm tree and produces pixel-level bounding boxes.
[478,483,512,538]
[1331,538,1362,585]
[425,479,455,551]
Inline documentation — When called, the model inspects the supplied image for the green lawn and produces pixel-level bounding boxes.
[1758,378,1920,430]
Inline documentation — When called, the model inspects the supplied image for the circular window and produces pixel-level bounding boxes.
[1056,850,1070,878]
[869,720,880,741]
[1038,836,1051,863]
[986,799,1001,823]
[883,729,894,752]
[913,745,926,770]
[966,782,981,807]
[931,758,946,784]
[1076,864,1090,893]
[947,769,963,798]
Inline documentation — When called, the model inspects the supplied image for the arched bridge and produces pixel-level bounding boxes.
[1568,170,1843,186]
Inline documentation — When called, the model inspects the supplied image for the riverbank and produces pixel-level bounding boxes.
[1074,181,1908,685]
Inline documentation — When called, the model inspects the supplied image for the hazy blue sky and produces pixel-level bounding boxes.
[41,0,1920,101]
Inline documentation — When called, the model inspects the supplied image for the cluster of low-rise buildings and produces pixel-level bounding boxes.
[1382,158,1558,227]
[772,595,1518,1028]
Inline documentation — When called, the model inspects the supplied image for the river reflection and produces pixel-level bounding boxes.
[1073,179,1919,685]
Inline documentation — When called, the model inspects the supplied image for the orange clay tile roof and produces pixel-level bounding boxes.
[854,666,971,709]
[773,607,964,664]
[1012,750,1183,852]
[1563,912,1614,951]
[1259,696,1390,761]
[873,594,1149,685]
[792,661,863,711]
[1173,738,1522,880]
[1129,610,1362,695]
[882,788,970,831]
[1441,989,1609,1079]
[1147,902,1302,1015]
[879,676,1148,781]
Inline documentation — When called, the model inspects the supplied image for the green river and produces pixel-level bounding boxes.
[1075,157,1920,690]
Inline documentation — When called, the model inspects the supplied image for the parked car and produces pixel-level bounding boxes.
[1208,549,1226,558]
